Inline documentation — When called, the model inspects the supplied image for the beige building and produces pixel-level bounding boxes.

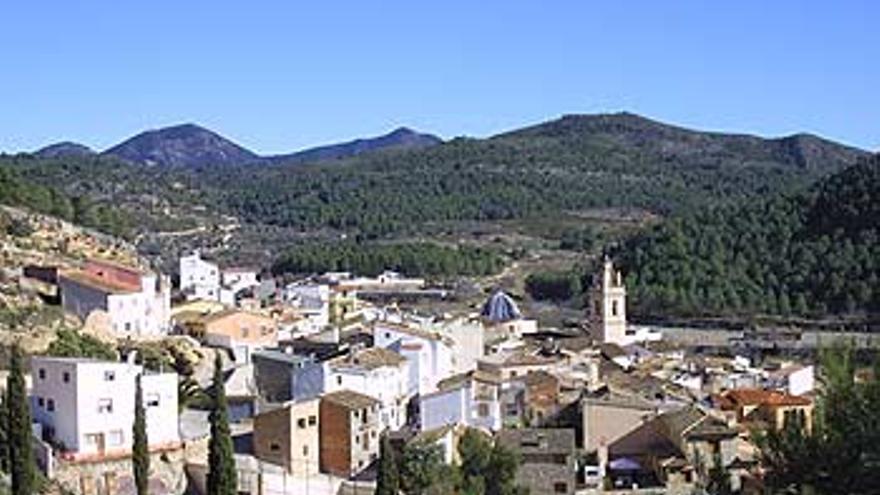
[195,310,278,362]
[319,390,381,478]
[253,399,320,476]
[588,258,629,346]
[581,391,660,453]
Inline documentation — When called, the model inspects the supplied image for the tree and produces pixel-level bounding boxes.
[207,353,237,495]
[400,441,448,495]
[0,394,8,473]
[457,429,525,495]
[132,374,149,495]
[7,344,36,495]
[705,451,732,495]
[757,344,880,494]
[375,434,400,495]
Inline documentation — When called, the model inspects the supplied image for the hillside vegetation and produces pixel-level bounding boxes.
[207,113,865,237]
[616,154,880,318]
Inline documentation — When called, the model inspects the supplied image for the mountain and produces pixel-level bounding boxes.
[197,113,868,237]
[269,127,442,164]
[102,123,261,167]
[34,141,95,159]
[97,124,441,168]
[615,153,880,319]
[497,112,866,171]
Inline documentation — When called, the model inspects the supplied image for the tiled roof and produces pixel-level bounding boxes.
[322,389,380,410]
[496,428,575,455]
[724,388,812,407]
[59,270,139,294]
[436,369,501,392]
[328,347,406,370]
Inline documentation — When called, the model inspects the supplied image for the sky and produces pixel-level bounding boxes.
[0,1,877,154]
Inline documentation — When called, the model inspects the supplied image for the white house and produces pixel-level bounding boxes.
[30,356,179,461]
[373,321,454,396]
[59,259,170,338]
[179,252,260,305]
[282,283,331,335]
[179,251,221,301]
[419,369,503,433]
[293,347,411,431]
[766,364,815,396]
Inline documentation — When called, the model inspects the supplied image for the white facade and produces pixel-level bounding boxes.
[30,357,179,459]
[293,348,411,431]
[767,364,815,396]
[222,268,259,295]
[179,252,221,301]
[282,283,331,334]
[373,323,454,396]
[590,258,632,346]
[60,271,171,338]
[419,373,502,433]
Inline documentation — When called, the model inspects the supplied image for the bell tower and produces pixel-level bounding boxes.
[588,257,628,345]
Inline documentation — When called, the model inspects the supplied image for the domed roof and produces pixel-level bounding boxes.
[481,290,522,323]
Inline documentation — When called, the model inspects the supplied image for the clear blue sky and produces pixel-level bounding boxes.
[1,1,877,153]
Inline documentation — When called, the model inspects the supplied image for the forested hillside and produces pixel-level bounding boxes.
[272,241,503,278]
[616,154,880,318]
[207,113,865,237]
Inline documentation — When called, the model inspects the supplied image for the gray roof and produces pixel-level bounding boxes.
[496,428,576,456]
[481,290,522,323]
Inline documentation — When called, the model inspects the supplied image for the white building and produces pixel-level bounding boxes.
[179,252,260,305]
[59,259,170,338]
[419,370,503,433]
[766,364,815,396]
[282,283,331,334]
[30,356,179,460]
[294,347,411,431]
[374,321,455,396]
[179,251,221,301]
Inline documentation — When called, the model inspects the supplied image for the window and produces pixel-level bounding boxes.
[554,482,568,493]
[269,442,280,452]
[336,376,342,386]
[63,372,70,383]
[104,371,116,381]
[478,403,489,417]
[385,332,391,339]
[85,433,101,446]
[98,399,113,414]
[124,322,131,332]
[146,394,160,407]
[108,430,124,446]
[297,418,307,429]
[308,415,317,426]
[302,446,309,456]
[38,369,46,380]
[611,300,619,317]
[37,397,45,407]
[47,399,55,412]
[241,327,250,338]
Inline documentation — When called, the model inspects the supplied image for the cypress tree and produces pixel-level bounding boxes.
[375,434,400,495]
[132,374,149,495]
[207,353,236,495]
[7,344,36,495]
[0,391,9,473]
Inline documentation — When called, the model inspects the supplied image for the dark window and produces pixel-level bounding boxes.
[298,418,307,429]
[37,397,45,407]
[38,369,46,380]
[554,482,568,493]
[47,399,55,412]
[63,372,70,383]
[308,415,317,426]
[270,442,280,452]
[104,371,115,381]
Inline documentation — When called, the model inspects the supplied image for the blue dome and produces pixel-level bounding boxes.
[481,291,522,323]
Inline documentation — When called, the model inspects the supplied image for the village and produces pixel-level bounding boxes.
[0,215,829,495]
